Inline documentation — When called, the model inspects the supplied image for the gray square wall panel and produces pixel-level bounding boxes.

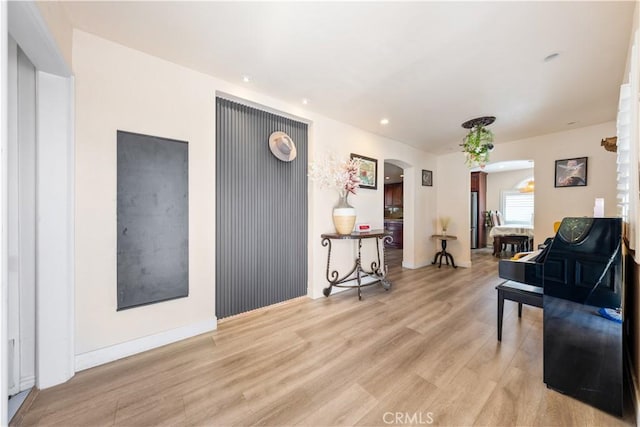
[117,130,189,310]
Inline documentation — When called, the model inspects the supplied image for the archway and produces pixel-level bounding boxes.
[384,159,413,268]
[474,160,534,258]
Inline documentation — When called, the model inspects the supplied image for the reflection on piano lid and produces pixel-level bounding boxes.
[498,242,551,287]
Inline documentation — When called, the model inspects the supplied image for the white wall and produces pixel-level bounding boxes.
[73,31,218,359]
[437,122,618,266]
[436,152,472,267]
[486,167,534,213]
[73,30,437,362]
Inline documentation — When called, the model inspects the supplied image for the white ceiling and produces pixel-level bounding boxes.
[471,160,534,174]
[59,1,635,154]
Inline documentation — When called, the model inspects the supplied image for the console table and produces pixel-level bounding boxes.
[431,234,457,268]
[321,230,392,300]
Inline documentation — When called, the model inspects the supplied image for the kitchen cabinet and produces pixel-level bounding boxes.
[384,185,393,206]
[471,173,479,192]
[384,183,403,207]
[392,184,402,206]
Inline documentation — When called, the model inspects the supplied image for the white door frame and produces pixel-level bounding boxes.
[6,32,19,399]
[1,1,9,423]
[7,35,38,398]
[2,1,75,424]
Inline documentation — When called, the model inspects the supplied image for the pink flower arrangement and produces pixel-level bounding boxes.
[309,155,362,197]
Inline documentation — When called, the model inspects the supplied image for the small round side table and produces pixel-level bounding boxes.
[431,234,457,268]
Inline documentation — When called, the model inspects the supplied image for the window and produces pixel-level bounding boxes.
[501,190,534,225]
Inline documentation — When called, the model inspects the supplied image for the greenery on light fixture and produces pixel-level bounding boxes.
[460,116,496,167]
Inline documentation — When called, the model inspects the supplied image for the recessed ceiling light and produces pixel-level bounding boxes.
[544,53,560,62]
[380,118,389,125]
[302,98,308,105]
[385,176,390,180]
[242,75,251,83]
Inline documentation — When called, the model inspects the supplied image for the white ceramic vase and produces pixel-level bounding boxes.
[333,193,356,235]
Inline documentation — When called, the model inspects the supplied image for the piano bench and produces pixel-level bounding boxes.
[496,280,543,341]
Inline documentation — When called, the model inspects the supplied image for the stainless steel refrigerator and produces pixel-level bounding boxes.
[470,192,478,249]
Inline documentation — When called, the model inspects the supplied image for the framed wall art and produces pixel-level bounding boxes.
[350,153,378,189]
[555,157,587,188]
[422,170,433,186]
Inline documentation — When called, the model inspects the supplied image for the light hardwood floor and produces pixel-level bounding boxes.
[13,249,635,426]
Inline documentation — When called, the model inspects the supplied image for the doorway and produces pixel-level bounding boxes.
[383,162,404,267]
[7,38,36,418]
[4,3,75,424]
[472,160,535,257]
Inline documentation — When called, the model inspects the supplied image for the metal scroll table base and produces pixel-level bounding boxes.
[321,231,392,300]
[431,235,457,268]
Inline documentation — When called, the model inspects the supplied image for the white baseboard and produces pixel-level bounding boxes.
[74,318,217,372]
[310,284,347,299]
[402,260,431,269]
[309,288,324,300]
[19,376,35,391]
[403,259,471,269]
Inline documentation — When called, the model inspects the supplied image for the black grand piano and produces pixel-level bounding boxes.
[498,217,624,417]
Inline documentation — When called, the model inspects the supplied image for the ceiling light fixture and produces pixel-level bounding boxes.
[242,75,251,83]
[385,176,390,180]
[380,118,389,125]
[544,53,560,62]
[520,180,535,193]
[460,116,496,168]
[302,98,308,105]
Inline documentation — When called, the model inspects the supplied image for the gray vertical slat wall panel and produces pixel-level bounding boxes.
[216,98,308,319]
